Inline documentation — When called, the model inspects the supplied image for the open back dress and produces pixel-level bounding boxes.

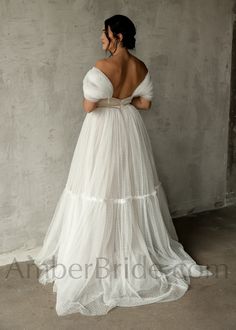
[34,65,213,316]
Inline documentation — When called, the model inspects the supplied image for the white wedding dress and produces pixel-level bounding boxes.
[34,66,213,316]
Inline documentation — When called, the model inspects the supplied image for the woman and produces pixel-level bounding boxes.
[34,14,213,316]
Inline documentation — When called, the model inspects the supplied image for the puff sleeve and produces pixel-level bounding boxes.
[133,71,154,101]
[82,67,112,102]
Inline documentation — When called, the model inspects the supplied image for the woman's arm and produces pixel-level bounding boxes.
[83,98,98,113]
[131,96,152,110]
[83,96,151,112]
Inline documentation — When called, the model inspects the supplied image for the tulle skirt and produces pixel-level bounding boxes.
[34,104,213,316]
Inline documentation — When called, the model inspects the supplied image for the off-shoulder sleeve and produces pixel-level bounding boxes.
[82,67,112,102]
[133,71,154,101]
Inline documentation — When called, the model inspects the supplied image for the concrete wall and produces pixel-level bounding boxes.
[0,0,234,255]
[145,0,234,216]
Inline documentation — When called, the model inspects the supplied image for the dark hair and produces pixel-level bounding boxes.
[104,15,136,55]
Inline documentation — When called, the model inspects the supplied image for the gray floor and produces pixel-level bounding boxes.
[1,205,236,330]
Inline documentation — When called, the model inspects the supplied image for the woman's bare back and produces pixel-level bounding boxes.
[95,54,148,99]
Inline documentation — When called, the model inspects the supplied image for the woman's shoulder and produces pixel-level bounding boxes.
[128,55,148,72]
[95,54,147,65]
[94,55,148,77]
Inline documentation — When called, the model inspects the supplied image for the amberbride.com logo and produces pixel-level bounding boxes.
[3,255,228,281]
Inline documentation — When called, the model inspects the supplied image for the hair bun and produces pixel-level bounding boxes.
[105,15,137,50]
[124,35,136,50]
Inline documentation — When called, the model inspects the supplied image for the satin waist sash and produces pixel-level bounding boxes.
[96,96,133,109]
